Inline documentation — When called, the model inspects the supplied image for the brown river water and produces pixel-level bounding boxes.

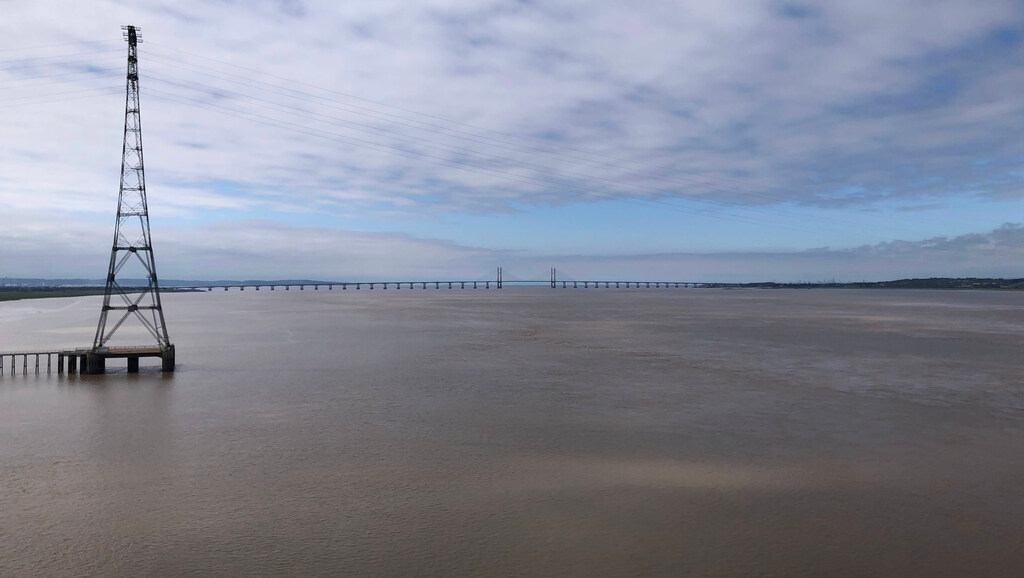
[1,288,1022,576]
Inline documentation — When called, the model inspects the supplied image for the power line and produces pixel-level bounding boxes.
[0,89,118,110]
[140,68,919,237]
[0,39,119,54]
[0,65,121,87]
[2,41,1003,241]
[0,85,120,105]
[0,48,123,67]
[144,46,771,196]
[0,55,124,74]
[142,55,815,210]
[137,48,975,238]
[0,72,121,94]
[142,85,827,233]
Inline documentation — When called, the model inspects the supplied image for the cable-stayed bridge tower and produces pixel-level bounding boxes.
[90,25,174,373]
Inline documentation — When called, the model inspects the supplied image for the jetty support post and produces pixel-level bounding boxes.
[86,352,106,375]
[161,345,175,372]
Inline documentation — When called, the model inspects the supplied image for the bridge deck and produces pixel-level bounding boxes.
[170,280,703,291]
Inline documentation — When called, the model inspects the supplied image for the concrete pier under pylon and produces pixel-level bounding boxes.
[83,345,175,374]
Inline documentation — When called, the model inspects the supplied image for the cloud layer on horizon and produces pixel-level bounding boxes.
[2,215,1021,282]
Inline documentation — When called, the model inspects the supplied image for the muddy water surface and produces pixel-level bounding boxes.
[1,288,1022,576]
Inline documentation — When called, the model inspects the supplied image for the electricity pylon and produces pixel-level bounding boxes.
[93,25,172,351]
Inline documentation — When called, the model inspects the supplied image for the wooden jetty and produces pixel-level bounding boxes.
[0,345,174,376]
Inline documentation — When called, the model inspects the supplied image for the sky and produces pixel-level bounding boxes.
[1,0,1023,282]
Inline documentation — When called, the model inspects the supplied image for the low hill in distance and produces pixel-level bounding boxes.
[703,278,1024,290]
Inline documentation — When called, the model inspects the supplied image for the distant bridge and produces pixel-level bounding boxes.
[170,268,705,292]
[171,280,705,292]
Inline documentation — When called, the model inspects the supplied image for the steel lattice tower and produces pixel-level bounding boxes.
[93,25,172,351]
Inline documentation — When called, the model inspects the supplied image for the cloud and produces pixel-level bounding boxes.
[1,1,1022,279]
[3,1,1023,213]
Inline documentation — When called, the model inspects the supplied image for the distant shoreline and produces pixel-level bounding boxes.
[701,278,1024,290]
[1,277,1021,302]
[0,286,206,303]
